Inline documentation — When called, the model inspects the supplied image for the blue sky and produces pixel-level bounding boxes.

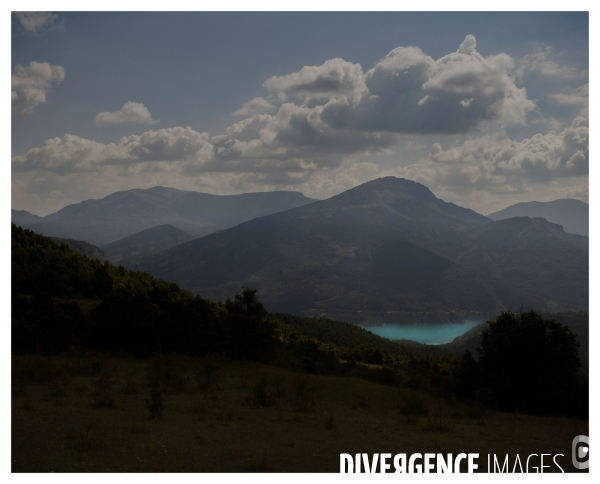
[11,11,589,215]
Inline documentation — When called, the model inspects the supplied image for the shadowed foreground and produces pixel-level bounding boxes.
[12,354,587,473]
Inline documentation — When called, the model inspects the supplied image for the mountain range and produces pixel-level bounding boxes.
[11,187,316,246]
[128,177,588,323]
[487,199,588,236]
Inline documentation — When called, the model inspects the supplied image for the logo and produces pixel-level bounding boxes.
[572,435,589,470]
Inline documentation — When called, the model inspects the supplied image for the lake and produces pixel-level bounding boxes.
[365,321,482,345]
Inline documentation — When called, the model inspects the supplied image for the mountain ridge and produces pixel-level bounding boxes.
[130,177,588,323]
[487,198,588,236]
[16,186,317,245]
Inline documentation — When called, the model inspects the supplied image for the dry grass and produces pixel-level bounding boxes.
[12,354,588,472]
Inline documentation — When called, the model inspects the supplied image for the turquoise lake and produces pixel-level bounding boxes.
[365,321,482,345]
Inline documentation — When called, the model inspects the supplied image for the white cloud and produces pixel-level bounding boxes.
[12,127,213,174]
[425,114,588,188]
[233,97,276,116]
[264,58,368,106]
[418,95,430,107]
[12,35,587,216]
[209,103,397,173]
[12,61,65,117]
[320,35,535,133]
[548,84,588,117]
[95,102,160,126]
[14,12,63,34]
[517,47,585,79]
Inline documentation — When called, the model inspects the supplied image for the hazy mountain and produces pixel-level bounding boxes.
[50,237,109,261]
[487,199,588,236]
[101,224,194,263]
[12,209,42,227]
[131,177,588,323]
[18,186,316,246]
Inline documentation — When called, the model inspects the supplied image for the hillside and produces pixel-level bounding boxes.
[487,199,588,236]
[10,223,430,363]
[101,224,194,263]
[131,177,588,322]
[50,237,108,262]
[19,187,316,245]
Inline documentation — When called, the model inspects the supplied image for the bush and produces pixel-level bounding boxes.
[291,375,319,412]
[399,391,428,422]
[145,390,165,419]
[90,372,115,408]
[146,357,190,394]
[196,359,219,391]
[245,376,287,407]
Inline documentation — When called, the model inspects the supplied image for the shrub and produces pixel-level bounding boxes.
[291,375,319,412]
[245,376,286,407]
[324,412,337,430]
[145,389,165,419]
[90,372,115,408]
[146,357,189,394]
[121,376,140,395]
[399,391,428,422]
[196,359,219,391]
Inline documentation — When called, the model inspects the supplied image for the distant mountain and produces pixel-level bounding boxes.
[18,187,317,246]
[101,224,194,263]
[131,177,588,323]
[50,237,108,262]
[487,199,588,236]
[12,209,42,227]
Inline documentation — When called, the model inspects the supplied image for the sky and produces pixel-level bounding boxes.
[10,10,589,216]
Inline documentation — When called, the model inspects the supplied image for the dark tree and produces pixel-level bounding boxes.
[224,288,279,361]
[459,310,585,416]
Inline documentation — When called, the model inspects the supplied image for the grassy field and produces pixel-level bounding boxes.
[12,353,588,473]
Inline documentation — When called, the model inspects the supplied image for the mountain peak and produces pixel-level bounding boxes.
[329,176,437,207]
[352,176,434,196]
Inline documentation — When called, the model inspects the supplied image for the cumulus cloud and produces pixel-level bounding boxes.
[321,35,535,133]
[13,35,586,215]
[425,115,588,189]
[12,61,65,117]
[12,127,213,175]
[209,103,397,173]
[264,58,368,106]
[95,102,160,126]
[13,36,535,175]
[14,12,63,34]
[233,97,276,116]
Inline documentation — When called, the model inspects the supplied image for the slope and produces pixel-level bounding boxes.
[101,224,194,262]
